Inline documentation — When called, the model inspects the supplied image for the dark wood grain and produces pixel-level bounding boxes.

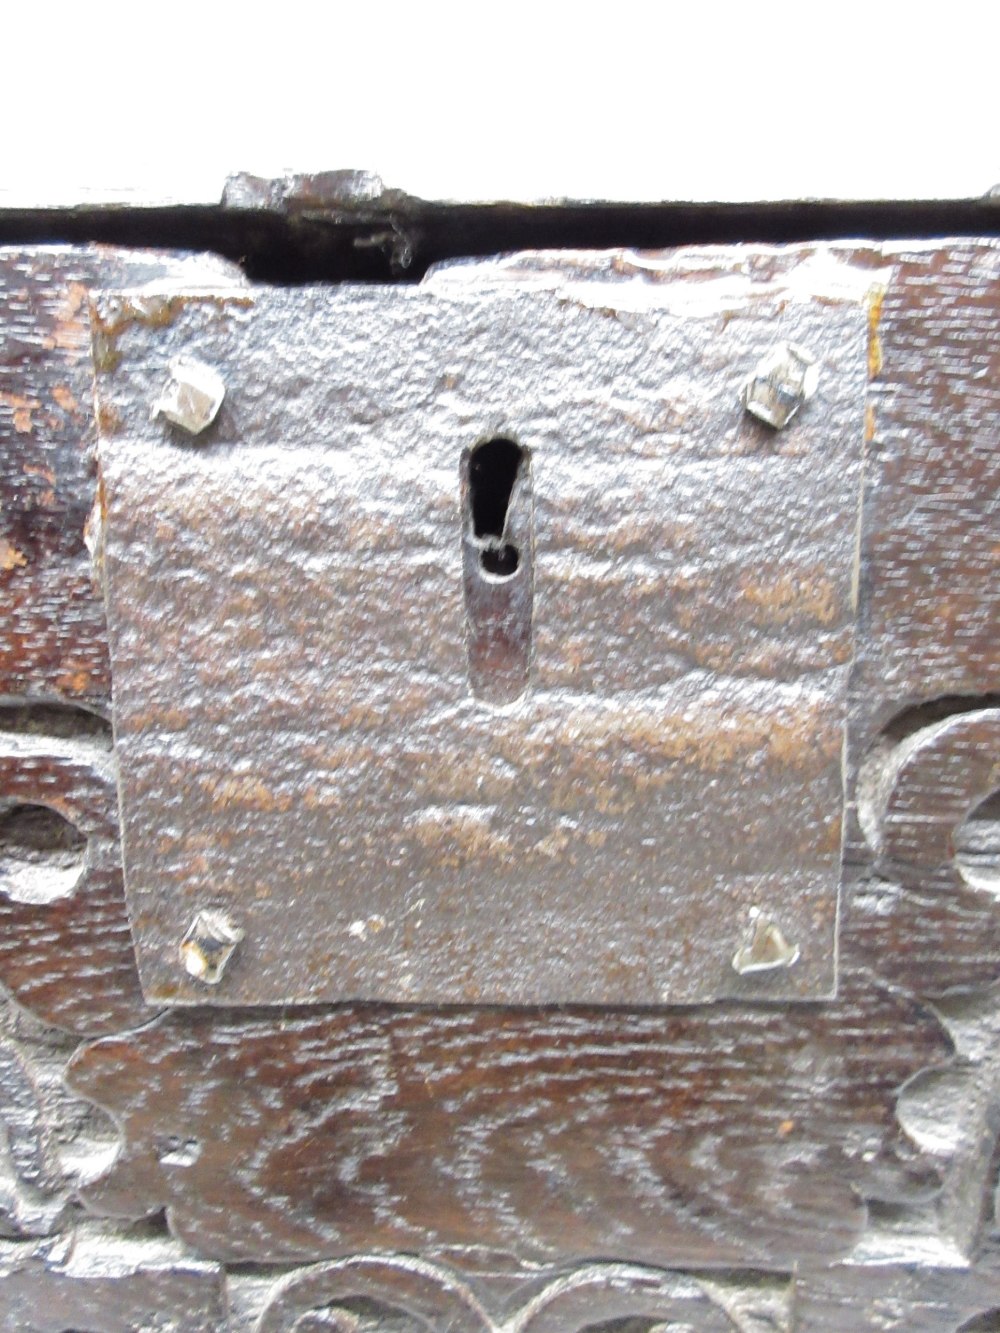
[0,247,242,706]
[67,979,944,1267]
[853,244,1000,726]
[0,252,107,707]
[841,240,1000,1005]
[0,724,150,1036]
[0,248,245,1038]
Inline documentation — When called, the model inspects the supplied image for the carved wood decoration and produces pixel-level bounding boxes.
[0,235,998,1329]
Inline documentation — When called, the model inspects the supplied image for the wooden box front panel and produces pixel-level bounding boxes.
[1,239,999,1332]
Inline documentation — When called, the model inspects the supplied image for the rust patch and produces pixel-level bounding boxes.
[23,463,56,483]
[200,773,293,815]
[0,390,40,434]
[95,400,122,436]
[89,291,254,375]
[50,281,91,354]
[90,294,185,373]
[739,570,842,627]
[52,384,82,415]
[408,806,514,868]
[59,281,87,321]
[867,285,885,379]
[54,668,93,694]
[0,540,27,571]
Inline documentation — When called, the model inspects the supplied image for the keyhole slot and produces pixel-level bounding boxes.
[468,437,525,579]
[461,436,533,703]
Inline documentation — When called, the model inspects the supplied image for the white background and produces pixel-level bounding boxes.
[1,2,996,205]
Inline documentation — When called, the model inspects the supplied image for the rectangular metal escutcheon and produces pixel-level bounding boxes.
[93,248,869,1006]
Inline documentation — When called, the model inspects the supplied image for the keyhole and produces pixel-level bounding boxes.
[461,435,533,703]
[469,437,523,579]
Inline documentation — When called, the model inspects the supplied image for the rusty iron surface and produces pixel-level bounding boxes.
[92,251,869,1007]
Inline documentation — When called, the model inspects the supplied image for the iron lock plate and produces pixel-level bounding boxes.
[92,250,868,1007]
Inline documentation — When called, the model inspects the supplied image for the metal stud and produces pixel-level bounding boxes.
[732,907,800,976]
[179,909,244,985]
[741,343,818,429]
[153,357,225,435]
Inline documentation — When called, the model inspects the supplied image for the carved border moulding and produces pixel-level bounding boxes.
[0,717,151,1036]
[89,251,870,1008]
[251,1256,794,1332]
[0,1228,226,1333]
[860,707,1000,888]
